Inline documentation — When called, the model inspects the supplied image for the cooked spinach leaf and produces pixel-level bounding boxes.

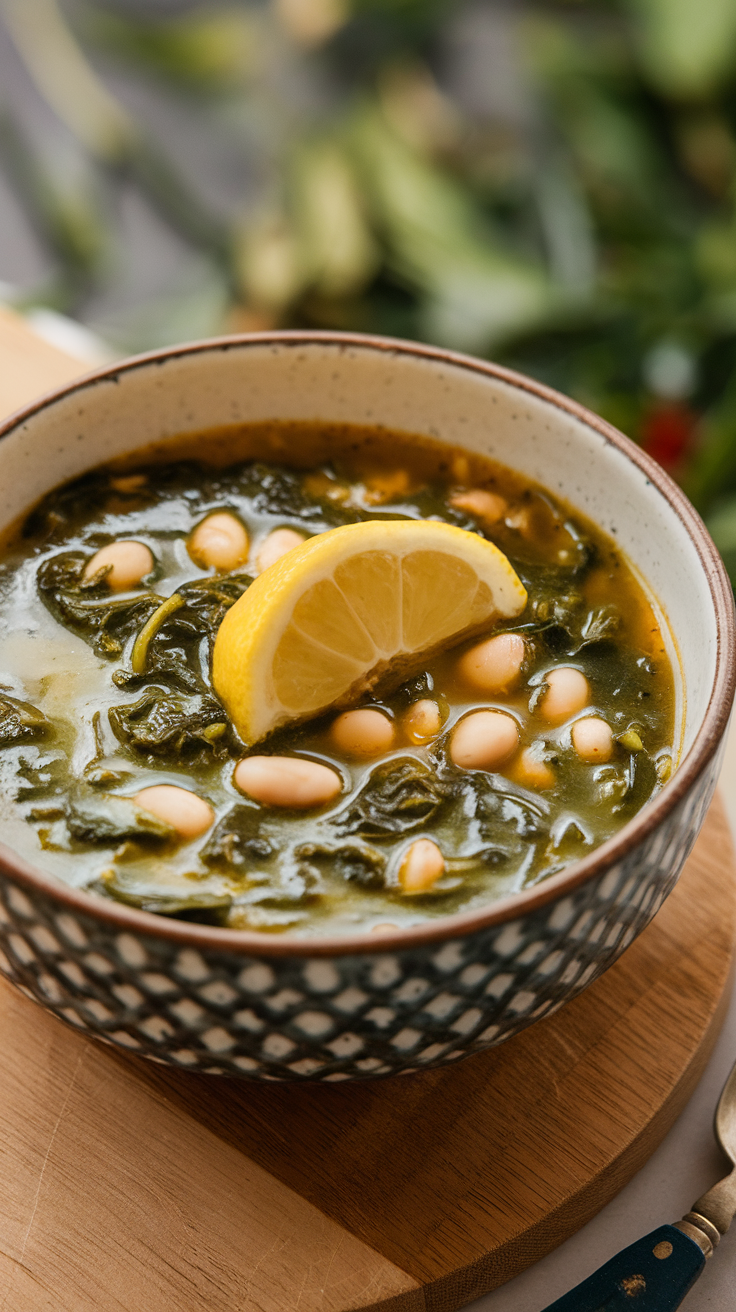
[23,471,140,543]
[469,774,550,843]
[65,786,174,842]
[175,571,253,629]
[108,687,230,764]
[332,757,450,839]
[394,671,435,707]
[0,694,51,745]
[509,596,621,660]
[14,749,69,801]
[237,463,356,526]
[577,605,621,648]
[201,804,274,869]
[295,839,387,889]
[612,750,659,819]
[96,862,233,916]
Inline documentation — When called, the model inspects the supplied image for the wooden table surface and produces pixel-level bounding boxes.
[0,306,90,419]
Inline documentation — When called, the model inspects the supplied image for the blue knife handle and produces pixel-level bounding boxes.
[538,1225,705,1312]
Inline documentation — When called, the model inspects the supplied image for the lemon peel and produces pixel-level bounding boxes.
[212,519,526,744]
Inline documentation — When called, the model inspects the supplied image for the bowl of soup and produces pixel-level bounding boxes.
[0,332,731,1081]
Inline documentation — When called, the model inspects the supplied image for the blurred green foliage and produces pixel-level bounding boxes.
[4,0,736,580]
[84,8,258,89]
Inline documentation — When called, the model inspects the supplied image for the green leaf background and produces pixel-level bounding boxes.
[3,0,736,581]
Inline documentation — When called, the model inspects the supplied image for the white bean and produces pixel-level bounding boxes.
[513,747,556,791]
[451,454,470,484]
[457,632,525,695]
[538,667,590,724]
[450,488,507,526]
[403,698,442,743]
[234,755,342,809]
[399,838,445,893]
[256,528,305,572]
[330,708,395,759]
[188,512,249,572]
[133,784,214,839]
[83,541,153,591]
[450,710,519,770]
[572,717,613,763]
[110,473,147,493]
[363,469,411,505]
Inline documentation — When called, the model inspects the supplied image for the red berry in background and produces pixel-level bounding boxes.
[641,401,697,474]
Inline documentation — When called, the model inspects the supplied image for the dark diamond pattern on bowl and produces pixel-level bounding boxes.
[0,750,719,1080]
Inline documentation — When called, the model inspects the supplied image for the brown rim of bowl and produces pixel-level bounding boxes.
[0,329,732,959]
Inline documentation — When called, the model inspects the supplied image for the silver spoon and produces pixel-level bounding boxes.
[539,1056,736,1311]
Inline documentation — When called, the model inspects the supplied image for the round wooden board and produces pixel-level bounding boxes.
[0,795,732,1312]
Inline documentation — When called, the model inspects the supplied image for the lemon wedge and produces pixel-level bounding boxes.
[213,519,527,744]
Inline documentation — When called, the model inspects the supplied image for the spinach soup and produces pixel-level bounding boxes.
[0,421,675,936]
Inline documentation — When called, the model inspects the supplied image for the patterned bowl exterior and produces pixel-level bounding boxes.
[0,747,721,1082]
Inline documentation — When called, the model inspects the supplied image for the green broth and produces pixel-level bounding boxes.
[0,421,675,936]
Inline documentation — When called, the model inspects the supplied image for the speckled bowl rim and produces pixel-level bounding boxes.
[0,329,732,959]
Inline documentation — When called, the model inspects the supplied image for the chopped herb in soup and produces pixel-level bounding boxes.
[0,421,675,936]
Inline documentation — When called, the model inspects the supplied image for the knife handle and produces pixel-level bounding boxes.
[537,1225,705,1311]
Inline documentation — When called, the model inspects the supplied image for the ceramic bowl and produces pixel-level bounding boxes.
[0,332,732,1082]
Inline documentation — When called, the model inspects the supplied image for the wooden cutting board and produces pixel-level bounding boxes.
[0,313,734,1312]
